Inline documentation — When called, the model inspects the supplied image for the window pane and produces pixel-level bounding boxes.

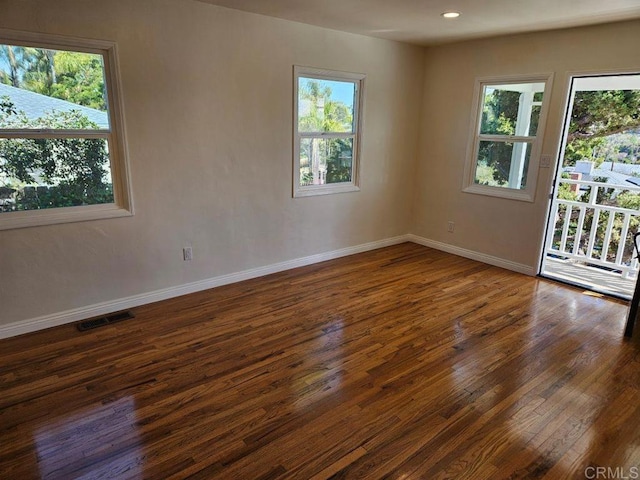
[475,140,532,190]
[480,83,545,136]
[0,137,113,212]
[0,44,109,130]
[299,137,353,186]
[530,105,541,137]
[298,77,355,133]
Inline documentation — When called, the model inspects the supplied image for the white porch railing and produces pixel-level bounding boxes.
[545,178,640,284]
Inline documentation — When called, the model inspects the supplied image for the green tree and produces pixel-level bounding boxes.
[298,80,353,185]
[563,137,607,167]
[21,48,56,96]
[0,45,106,110]
[563,90,640,167]
[480,90,520,136]
[0,45,36,87]
[477,90,526,186]
[569,90,640,143]
[0,97,112,212]
[50,51,106,110]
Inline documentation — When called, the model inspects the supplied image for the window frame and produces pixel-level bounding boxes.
[462,73,554,202]
[0,29,132,230]
[293,65,365,198]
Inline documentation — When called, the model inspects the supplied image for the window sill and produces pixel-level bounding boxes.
[293,183,360,198]
[0,203,133,231]
[462,184,534,202]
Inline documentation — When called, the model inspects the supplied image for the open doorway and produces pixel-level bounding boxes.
[541,74,640,299]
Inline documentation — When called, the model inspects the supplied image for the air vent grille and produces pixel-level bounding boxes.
[77,311,135,332]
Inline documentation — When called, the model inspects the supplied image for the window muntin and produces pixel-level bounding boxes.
[464,76,552,201]
[294,66,364,197]
[0,32,131,229]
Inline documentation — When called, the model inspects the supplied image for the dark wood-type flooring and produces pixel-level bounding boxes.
[1,243,640,479]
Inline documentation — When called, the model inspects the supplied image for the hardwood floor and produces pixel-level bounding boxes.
[1,243,639,479]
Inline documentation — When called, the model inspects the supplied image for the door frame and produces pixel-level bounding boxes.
[536,68,640,282]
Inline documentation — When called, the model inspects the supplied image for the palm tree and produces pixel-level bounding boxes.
[22,48,57,96]
[0,45,35,87]
[299,80,353,184]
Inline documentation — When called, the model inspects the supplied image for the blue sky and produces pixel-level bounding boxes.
[300,77,355,108]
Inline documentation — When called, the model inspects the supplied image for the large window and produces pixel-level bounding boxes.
[0,30,131,230]
[463,74,553,202]
[293,66,364,197]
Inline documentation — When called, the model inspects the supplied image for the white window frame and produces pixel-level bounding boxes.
[462,73,554,202]
[293,66,365,197]
[0,29,132,230]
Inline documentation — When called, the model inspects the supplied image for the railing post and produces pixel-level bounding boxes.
[560,205,572,253]
[573,206,587,256]
[544,179,640,297]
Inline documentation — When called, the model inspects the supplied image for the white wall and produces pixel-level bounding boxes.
[413,20,640,269]
[4,1,640,336]
[0,0,425,329]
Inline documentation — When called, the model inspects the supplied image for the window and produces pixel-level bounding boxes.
[463,74,553,202]
[293,66,364,197]
[0,30,131,230]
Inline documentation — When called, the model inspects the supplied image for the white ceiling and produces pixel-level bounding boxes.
[195,0,640,45]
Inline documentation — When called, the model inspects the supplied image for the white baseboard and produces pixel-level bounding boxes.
[1,234,535,340]
[0,235,411,339]
[406,234,536,276]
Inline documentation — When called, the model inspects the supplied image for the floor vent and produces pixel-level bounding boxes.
[77,311,135,332]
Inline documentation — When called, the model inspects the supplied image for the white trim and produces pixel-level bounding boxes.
[538,70,640,278]
[1,234,541,339]
[293,65,365,198]
[294,183,360,197]
[0,29,133,230]
[536,68,640,273]
[407,234,536,276]
[477,134,535,143]
[0,130,110,138]
[462,183,535,202]
[462,73,554,203]
[0,27,119,53]
[0,203,132,230]
[0,235,410,339]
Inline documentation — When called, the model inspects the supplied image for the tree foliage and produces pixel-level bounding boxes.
[0,45,106,109]
[298,80,354,185]
[0,44,111,212]
[478,87,640,177]
[0,97,112,211]
[568,90,640,142]
[480,90,521,136]
[563,90,640,167]
[477,89,533,187]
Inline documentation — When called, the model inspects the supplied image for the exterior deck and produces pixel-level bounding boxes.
[542,256,635,298]
[542,177,640,299]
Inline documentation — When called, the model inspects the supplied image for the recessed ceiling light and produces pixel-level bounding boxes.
[441,11,461,19]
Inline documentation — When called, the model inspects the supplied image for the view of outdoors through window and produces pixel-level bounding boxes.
[542,75,640,297]
[297,76,356,187]
[0,43,113,213]
[474,83,545,189]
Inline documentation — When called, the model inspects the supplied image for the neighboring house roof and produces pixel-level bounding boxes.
[564,164,640,188]
[0,83,109,128]
[599,162,640,177]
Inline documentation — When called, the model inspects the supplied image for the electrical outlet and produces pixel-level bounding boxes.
[447,221,455,233]
[540,155,552,168]
[183,246,193,261]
